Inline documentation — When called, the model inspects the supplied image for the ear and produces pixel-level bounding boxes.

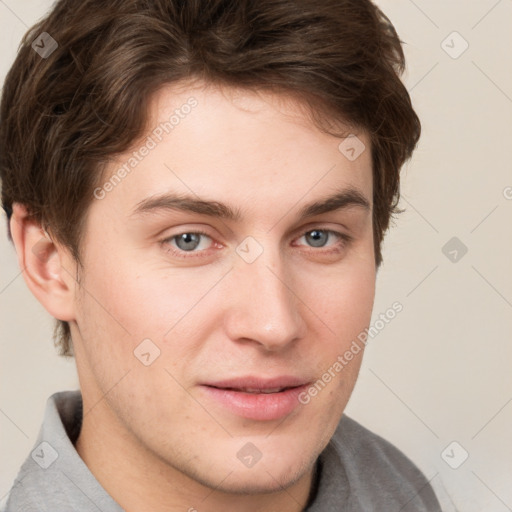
[9,203,77,322]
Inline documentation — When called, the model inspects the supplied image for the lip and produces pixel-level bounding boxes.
[199,376,310,421]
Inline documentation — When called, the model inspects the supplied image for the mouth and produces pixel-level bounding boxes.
[211,386,295,394]
[199,376,311,421]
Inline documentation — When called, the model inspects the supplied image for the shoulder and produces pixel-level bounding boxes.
[334,415,426,476]
[2,391,121,512]
[328,415,441,511]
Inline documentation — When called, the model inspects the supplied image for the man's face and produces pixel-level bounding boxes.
[70,82,376,493]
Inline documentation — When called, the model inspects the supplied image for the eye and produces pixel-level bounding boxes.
[296,229,351,250]
[161,227,351,260]
[164,231,213,254]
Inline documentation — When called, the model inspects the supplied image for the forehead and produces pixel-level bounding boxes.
[94,82,373,223]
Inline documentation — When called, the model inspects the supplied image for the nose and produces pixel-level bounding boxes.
[223,247,307,352]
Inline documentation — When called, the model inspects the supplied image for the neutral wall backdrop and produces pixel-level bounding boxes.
[1,1,511,510]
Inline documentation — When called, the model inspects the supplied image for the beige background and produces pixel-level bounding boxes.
[1,0,511,510]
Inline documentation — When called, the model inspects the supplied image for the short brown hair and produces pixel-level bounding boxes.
[0,0,420,357]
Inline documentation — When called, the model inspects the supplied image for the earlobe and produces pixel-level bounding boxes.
[9,203,77,322]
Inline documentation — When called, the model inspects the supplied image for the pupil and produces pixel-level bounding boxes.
[306,230,327,247]
[176,233,200,251]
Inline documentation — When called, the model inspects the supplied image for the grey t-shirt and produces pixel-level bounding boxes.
[2,391,441,511]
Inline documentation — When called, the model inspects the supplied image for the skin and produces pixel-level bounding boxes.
[11,81,376,512]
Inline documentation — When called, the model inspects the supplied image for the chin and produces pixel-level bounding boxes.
[182,447,315,496]
[203,464,311,496]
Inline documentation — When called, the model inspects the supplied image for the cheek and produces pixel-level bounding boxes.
[293,251,375,419]
[299,259,376,348]
[74,243,229,363]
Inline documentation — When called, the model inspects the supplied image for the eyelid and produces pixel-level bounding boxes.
[292,228,352,249]
[155,226,211,245]
[160,225,352,259]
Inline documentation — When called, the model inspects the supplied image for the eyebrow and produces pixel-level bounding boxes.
[131,187,370,222]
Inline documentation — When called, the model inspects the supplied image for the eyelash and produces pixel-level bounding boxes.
[160,228,353,259]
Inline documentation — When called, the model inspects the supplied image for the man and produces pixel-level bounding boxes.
[0,0,441,510]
